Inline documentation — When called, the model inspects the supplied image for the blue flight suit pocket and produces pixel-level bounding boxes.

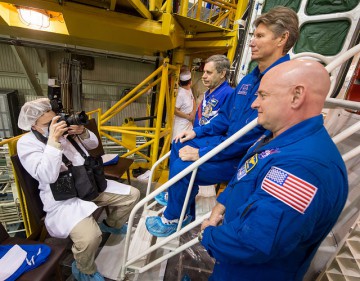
[239,202,283,256]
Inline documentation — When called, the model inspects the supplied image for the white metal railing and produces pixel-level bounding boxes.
[120,119,258,279]
[120,45,360,280]
[324,98,360,163]
[292,44,360,98]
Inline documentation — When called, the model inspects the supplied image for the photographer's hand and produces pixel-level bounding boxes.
[48,116,67,143]
[68,125,85,136]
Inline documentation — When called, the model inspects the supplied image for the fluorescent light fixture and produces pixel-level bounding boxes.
[17,7,50,29]
[0,2,69,35]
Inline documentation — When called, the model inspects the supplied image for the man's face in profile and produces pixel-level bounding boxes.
[202,61,225,90]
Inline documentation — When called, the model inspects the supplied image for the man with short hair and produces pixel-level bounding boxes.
[155,55,233,206]
[199,59,348,281]
[146,6,300,237]
[193,55,233,128]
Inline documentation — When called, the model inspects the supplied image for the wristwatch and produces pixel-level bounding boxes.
[198,229,204,242]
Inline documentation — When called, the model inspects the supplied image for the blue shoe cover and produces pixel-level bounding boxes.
[99,220,127,235]
[145,215,192,237]
[154,191,168,206]
[71,261,105,281]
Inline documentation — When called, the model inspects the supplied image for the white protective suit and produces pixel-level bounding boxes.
[172,87,194,139]
[17,130,130,238]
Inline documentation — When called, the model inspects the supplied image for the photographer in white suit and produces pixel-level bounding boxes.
[17,98,140,281]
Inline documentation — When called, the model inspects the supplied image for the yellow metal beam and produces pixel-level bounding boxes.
[185,39,233,49]
[125,0,152,19]
[0,0,185,56]
[110,0,116,10]
[227,0,249,62]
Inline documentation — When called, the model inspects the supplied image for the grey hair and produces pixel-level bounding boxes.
[254,6,299,54]
[205,55,231,79]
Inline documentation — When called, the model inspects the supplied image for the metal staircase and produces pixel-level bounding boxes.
[109,45,360,280]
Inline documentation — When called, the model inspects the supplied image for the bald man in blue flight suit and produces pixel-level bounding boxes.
[199,60,348,281]
[146,7,300,237]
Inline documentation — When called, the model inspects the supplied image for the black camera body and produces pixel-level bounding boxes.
[48,85,89,127]
[57,111,89,126]
[48,85,63,113]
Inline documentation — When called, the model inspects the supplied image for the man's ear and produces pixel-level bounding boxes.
[220,70,226,79]
[278,31,289,47]
[291,85,305,108]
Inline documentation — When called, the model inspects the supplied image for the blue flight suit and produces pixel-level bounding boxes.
[194,81,232,128]
[164,55,290,220]
[201,115,348,281]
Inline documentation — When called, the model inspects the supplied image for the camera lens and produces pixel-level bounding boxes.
[57,111,88,127]
[74,111,89,125]
[66,111,89,126]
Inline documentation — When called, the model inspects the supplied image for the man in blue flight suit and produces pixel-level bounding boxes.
[199,59,348,281]
[193,55,233,129]
[146,6,300,237]
[154,55,233,206]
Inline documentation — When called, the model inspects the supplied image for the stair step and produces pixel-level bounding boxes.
[127,210,158,270]
[157,236,180,251]
[95,230,128,280]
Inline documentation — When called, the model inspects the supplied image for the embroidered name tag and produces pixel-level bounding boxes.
[237,165,246,180]
[261,166,318,214]
[258,148,280,159]
[209,98,218,107]
[237,84,251,95]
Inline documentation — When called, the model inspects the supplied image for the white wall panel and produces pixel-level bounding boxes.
[0,43,157,128]
[0,45,22,73]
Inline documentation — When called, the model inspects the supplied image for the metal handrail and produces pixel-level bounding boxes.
[120,118,258,279]
[120,44,360,279]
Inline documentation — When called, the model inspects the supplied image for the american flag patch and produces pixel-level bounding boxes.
[261,166,317,214]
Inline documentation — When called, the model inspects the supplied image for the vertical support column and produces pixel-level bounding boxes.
[151,58,169,166]
[166,0,172,13]
[179,0,189,16]
[163,48,185,163]
[195,0,203,20]
[227,0,249,62]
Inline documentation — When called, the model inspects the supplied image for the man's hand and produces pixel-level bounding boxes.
[179,145,199,161]
[67,125,85,136]
[48,116,68,143]
[201,203,225,231]
[201,214,223,231]
[174,130,196,143]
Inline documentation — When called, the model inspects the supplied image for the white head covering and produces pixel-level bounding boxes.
[18,98,52,131]
[179,71,191,81]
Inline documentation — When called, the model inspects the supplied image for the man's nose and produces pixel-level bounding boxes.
[249,37,255,46]
[251,98,259,109]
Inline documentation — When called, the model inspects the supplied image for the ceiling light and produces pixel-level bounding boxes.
[17,6,50,30]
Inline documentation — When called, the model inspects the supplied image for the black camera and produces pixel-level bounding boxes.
[48,85,63,114]
[57,111,89,126]
[48,85,89,127]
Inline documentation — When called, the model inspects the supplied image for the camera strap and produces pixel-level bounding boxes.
[67,137,88,160]
[32,129,73,168]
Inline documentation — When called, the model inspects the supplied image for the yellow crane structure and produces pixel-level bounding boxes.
[0,0,247,235]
